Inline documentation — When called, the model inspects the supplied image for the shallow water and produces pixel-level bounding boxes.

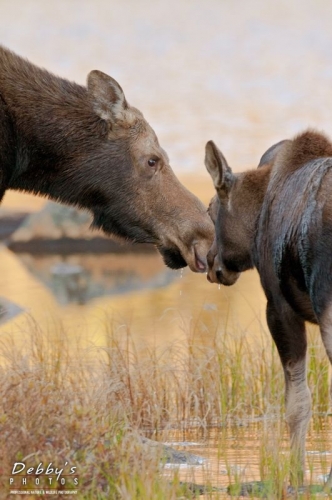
[0,244,269,351]
[161,423,332,497]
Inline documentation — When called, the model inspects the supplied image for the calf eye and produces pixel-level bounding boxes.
[148,158,157,167]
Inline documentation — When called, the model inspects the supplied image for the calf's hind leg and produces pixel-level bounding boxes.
[266,300,312,486]
[316,302,332,490]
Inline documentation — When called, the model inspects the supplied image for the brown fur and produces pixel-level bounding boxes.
[276,130,332,174]
[206,130,332,488]
[0,46,214,272]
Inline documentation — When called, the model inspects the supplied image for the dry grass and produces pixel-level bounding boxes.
[0,317,330,499]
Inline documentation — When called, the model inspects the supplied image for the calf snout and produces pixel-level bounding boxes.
[207,239,240,286]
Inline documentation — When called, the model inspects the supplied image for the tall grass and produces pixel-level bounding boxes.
[0,316,330,498]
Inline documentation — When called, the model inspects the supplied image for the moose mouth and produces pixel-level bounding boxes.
[160,246,207,273]
[207,267,240,286]
[160,247,187,270]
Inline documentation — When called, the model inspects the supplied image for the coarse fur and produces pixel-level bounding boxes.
[0,46,214,272]
[205,130,332,489]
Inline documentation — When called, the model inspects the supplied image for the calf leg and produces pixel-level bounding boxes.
[267,300,311,486]
[318,302,332,400]
[316,302,332,491]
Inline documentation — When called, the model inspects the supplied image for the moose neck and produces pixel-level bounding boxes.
[237,164,272,245]
[0,46,108,206]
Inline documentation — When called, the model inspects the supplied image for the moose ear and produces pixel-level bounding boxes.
[257,139,290,168]
[205,140,234,197]
[87,70,128,122]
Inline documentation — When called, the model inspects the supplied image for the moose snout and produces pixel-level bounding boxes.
[192,241,209,273]
[207,262,223,284]
[190,218,215,273]
[182,238,212,273]
[207,260,239,286]
[159,223,214,272]
[158,183,215,273]
[206,239,240,286]
[175,208,215,273]
[207,237,220,283]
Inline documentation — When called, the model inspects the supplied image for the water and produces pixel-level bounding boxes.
[0,245,268,350]
[161,424,332,497]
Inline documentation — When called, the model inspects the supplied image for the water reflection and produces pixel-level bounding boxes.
[18,252,175,305]
[0,244,268,353]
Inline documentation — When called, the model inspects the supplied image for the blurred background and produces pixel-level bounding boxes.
[0,0,331,348]
[2,0,332,175]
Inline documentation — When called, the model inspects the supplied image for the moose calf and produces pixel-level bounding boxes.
[205,130,332,488]
[0,46,214,271]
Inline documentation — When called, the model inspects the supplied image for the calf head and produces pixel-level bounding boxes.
[205,142,251,285]
[205,140,283,285]
[85,71,214,272]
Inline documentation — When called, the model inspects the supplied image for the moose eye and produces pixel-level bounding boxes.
[148,158,157,167]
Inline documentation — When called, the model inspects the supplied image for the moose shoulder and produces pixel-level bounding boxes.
[0,46,213,272]
[205,130,332,489]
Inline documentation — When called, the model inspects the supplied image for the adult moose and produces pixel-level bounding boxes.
[0,46,213,271]
[205,131,332,490]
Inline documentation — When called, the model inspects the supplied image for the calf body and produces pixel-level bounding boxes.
[205,131,332,487]
[0,46,213,271]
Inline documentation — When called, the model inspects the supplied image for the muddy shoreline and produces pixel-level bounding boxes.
[0,212,156,254]
[7,236,156,255]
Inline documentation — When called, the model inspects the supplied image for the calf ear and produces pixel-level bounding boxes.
[258,139,290,168]
[87,70,128,123]
[205,141,234,197]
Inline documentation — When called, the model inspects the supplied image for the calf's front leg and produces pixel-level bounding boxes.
[266,300,311,487]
